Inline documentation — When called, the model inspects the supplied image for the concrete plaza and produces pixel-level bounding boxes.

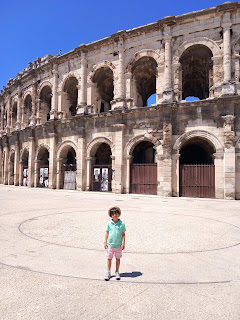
[0,185,240,319]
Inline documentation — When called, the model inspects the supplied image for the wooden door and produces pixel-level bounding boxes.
[130,164,157,195]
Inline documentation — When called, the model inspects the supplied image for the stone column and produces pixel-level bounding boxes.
[48,133,57,189]
[213,152,224,199]
[56,158,63,189]
[77,53,87,114]
[36,99,41,125]
[50,64,59,120]
[222,20,235,95]
[14,141,20,186]
[163,35,173,102]
[112,38,125,110]
[19,161,23,186]
[222,115,235,199]
[16,90,22,130]
[125,72,133,109]
[34,160,40,187]
[28,136,35,187]
[172,153,180,197]
[76,136,86,190]
[125,155,132,194]
[112,124,125,193]
[3,142,9,185]
[86,156,94,191]
[156,66,165,104]
[30,82,37,125]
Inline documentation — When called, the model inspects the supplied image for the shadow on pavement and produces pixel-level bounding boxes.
[120,271,143,278]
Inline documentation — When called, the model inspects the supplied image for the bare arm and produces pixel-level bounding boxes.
[104,231,109,249]
[121,232,125,250]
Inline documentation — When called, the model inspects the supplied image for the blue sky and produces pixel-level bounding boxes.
[0,0,229,91]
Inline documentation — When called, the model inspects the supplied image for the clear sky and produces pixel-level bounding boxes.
[0,0,232,91]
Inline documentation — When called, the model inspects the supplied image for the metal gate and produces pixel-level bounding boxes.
[92,165,112,192]
[180,165,215,198]
[63,164,76,190]
[130,164,157,195]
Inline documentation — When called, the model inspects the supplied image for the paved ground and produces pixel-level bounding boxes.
[1,185,240,320]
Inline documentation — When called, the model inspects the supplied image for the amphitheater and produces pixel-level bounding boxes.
[0,2,240,199]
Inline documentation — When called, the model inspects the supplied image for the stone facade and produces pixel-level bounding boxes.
[0,2,240,199]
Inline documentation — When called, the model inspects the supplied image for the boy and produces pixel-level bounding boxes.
[104,206,126,281]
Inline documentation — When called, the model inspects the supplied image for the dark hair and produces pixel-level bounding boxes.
[109,207,120,217]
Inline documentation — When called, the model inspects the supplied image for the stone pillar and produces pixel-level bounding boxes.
[125,72,133,109]
[112,124,125,193]
[6,96,11,133]
[34,160,40,187]
[156,66,165,103]
[14,142,20,185]
[19,161,23,186]
[36,99,41,125]
[3,142,9,185]
[76,136,86,190]
[112,38,125,110]
[222,19,235,95]
[86,156,94,191]
[213,153,224,199]
[222,115,235,199]
[77,53,87,114]
[163,35,173,102]
[211,56,222,98]
[172,153,180,197]
[30,82,37,125]
[56,158,63,189]
[158,122,172,196]
[0,100,4,133]
[48,133,57,189]
[125,155,132,194]
[16,90,22,130]
[50,64,59,120]
[172,63,181,102]
[28,136,35,187]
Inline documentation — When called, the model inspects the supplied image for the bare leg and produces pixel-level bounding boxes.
[107,259,112,271]
[116,258,120,271]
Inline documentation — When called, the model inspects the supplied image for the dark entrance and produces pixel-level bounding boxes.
[130,141,157,195]
[92,143,112,192]
[38,148,49,188]
[179,138,215,198]
[22,150,29,186]
[63,148,76,190]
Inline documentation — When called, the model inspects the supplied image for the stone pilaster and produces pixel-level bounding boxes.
[222,115,235,199]
[76,136,86,190]
[124,155,132,194]
[86,156,94,191]
[48,133,57,189]
[30,82,37,125]
[19,161,23,186]
[16,90,22,130]
[56,158,63,189]
[112,38,125,110]
[163,34,173,102]
[172,153,180,197]
[112,124,125,193]
[34,160,40,187]
[77,53,87,114]
[14,141,19,186]
[125,72,133,109]
[50,64,59,120]
[3,141,9,185]
[28,136,35,187]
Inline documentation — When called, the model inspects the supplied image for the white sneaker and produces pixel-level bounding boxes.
[104,271,111,281]
[115,270,121,280]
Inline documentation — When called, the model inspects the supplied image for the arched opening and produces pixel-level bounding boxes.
[39,86,52,123]
[92,143,112,191]
[9,152,15,185]
[180,45,213,100]
[23,95,32,126]
[22,149,29,186]
[130,141,157,195]
[92,67,114,113]
[63,77,78,117]
[12,103,17,129]
[37,147,49,188]
[179,137,215,198]
[132,57,157,107]
[60,146,77,190]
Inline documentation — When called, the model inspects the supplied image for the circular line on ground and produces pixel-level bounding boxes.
[0,261,236,285]
[18,211,240,254]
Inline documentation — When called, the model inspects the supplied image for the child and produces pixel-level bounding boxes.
[104,206,126,281]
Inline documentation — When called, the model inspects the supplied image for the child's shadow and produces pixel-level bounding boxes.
[120,271,142,278]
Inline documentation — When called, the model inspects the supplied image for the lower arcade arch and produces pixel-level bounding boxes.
[179,137,215,198]
[36,147,49,188]
[130,141,157,195]
[60,146,77,190]
[91,142,112,192]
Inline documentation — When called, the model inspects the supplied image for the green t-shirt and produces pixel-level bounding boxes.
[106,219,126,248]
